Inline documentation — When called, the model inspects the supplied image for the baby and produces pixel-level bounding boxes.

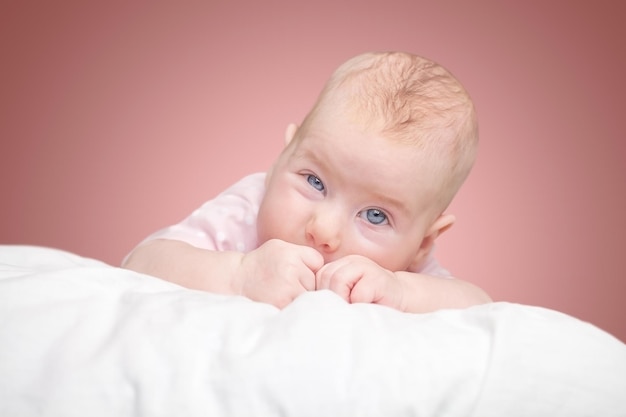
[123,51,491,312]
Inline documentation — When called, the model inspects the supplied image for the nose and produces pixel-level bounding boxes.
[305,205,342,254]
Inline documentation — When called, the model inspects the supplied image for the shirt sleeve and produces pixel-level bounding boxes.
[133,173,265,253]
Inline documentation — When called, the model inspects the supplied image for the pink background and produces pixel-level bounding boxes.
[2,2,625,341]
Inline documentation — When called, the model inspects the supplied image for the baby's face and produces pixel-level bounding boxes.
[257,116,440,272]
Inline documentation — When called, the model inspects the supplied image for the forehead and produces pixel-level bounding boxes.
[290,121,441,215]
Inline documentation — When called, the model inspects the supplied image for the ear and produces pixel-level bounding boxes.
[284,123,298,146]
[408,214,455,271]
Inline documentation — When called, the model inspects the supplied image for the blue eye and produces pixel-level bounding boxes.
[307,174,325,192]
[365,208,388,225]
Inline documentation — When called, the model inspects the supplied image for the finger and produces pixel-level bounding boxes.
[272,275,312,307]
[296,264,317,291]
[318,262,359,302]
[349,279,378,304]
[315,260,342,290]
[295,246,323,292]
[350,269,398,306]
[315,263,329,290]
[297,246,325,274]
[280,245,322,292]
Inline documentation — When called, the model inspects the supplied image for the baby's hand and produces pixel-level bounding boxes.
[316,255,405,310]
[236,239,324,309]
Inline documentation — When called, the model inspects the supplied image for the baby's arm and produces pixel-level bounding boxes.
[315,255,491,313]
[123,174,326,308]
[123,238,324,309]
[392,270,491,313]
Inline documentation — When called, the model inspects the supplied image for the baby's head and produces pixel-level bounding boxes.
[297,51,478,214]
[258,52,478,271]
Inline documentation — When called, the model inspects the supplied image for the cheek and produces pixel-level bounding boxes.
[256,200,281,243]
[366,247,411,271]
[257,189,306,244]
[368,249,414,272]
[351,228,419,272]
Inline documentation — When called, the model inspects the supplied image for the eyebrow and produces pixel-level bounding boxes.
[369,190,413,219]
[304,148,412,216]
[293,136,417,218]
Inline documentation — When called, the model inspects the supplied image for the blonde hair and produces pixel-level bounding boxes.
[298,51,478,212]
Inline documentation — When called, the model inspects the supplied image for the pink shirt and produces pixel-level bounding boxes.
[139,173,451,277]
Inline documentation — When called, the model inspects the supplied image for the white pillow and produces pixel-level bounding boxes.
[1,245,624,416]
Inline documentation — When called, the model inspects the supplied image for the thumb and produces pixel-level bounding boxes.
[298,246,324,274]
[296,246,324,291]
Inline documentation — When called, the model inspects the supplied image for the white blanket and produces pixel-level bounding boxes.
[1,245,625,416]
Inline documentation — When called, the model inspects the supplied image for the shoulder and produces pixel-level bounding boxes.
[219,173,266,201]
[239,173,266,193]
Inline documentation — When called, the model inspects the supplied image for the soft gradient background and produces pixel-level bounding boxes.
[2,1,625,341]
